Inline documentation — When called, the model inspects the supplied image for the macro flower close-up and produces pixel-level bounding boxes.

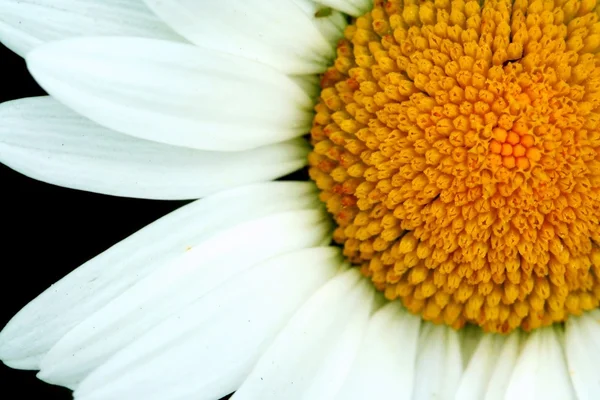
[1,0,600,399]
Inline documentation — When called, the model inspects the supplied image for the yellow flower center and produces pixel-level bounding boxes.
[309,0,600,333]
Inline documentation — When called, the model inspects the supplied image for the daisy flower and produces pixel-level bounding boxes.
[1,0,600,399]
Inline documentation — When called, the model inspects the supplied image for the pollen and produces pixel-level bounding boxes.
[309,0,600,333]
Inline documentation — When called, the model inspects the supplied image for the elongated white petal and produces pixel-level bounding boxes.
[0,182,321,369]
[456,333,507,400]
[334,302,421,400]
[412,323,463,400]
[233,270,375,400]
[290,0,347,46]
[27,37,314,152]
[0,97,309,199]
[39,209,331,388]
[290,75,321,100]
[0,0,182,57]
[144,0,338,74]
[505,327,575,400]
[565,310,600,400]
[314,0,373,17]
[459,325,483,367]
[483,331,523,400]
[74,247,343,400]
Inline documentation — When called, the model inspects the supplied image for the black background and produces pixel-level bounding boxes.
[0,43,191,397]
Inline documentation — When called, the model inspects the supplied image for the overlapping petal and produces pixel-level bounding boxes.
[0,97,309,199]
[0,182,324,369]
[412,324,464,400]
[27,37,314,152]
[73,247,344,400]
[143,0,341,74]
[565,311,600,400]
[334,302,421,400]
[313,0,373,17]
[0,0,183,57]
[505,327,575,399]
[233,269,375,400]
[38,208,330,388]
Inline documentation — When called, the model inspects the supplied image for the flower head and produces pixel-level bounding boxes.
[0,0,599,399]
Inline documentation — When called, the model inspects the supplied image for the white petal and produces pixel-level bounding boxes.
[0,96,309,199]
[314,0,373,17]
[38,208,331,388]
[144,0,339,74]
[334,302,421,400]
[504,327,575,400]
[233,269,375,400]
[456,333,507,400]
[0,182,321,369]
[291,0,348,44]
[459,325,483,366]
[290,75,321,100]
[74,247,344,400]
[0,0,182,57]
[26,37,314,152]
[565,310,600,400]
[412,323,464,400]
[483,331,523,400]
